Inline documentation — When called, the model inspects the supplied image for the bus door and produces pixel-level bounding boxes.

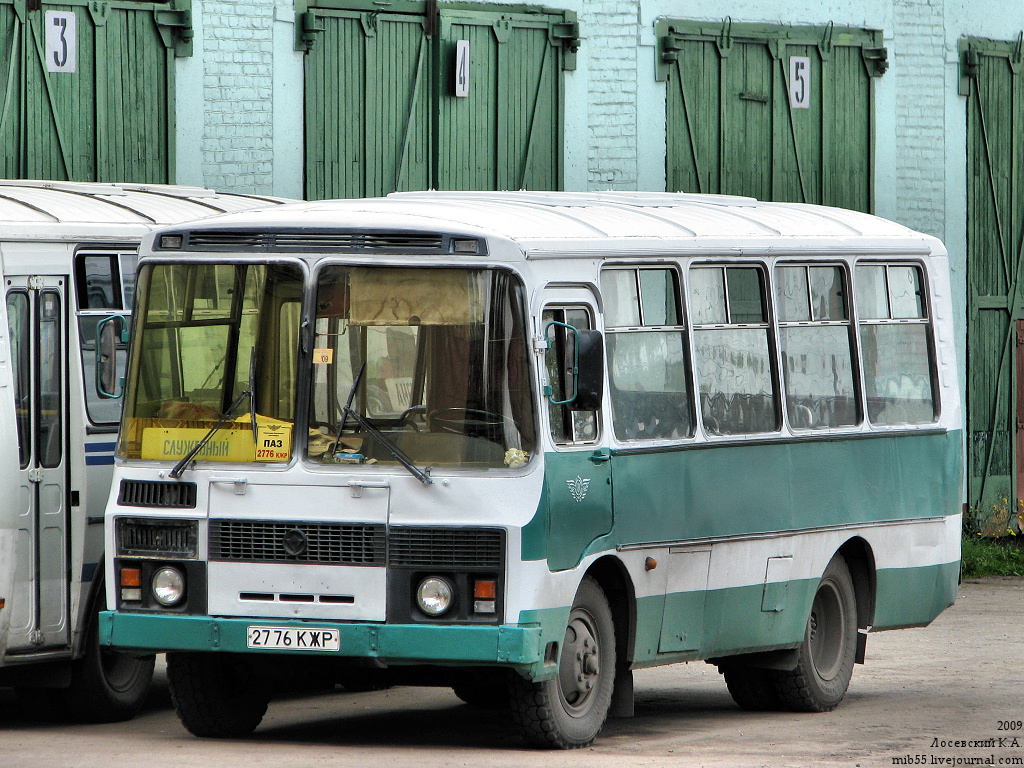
[5,277,70,652]
[539,291,613,571]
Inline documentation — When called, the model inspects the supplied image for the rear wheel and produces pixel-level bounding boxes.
[508,576,615,749]
[167,652,269,737]
[772,555,858,712]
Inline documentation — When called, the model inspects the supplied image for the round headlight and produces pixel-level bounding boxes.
[152,567,185,607]
[416,577,453,616]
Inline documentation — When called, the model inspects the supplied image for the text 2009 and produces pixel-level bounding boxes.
[998,721,1023,731]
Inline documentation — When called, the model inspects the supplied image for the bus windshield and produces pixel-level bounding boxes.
[307,266,536,470]
[117,261,305,462]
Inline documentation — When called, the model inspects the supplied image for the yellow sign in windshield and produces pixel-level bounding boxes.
[140,417,293,463]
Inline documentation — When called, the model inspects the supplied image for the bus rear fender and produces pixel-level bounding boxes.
[838,536,877,633]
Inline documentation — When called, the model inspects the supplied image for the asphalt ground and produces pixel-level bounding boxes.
[2,577,1022,768]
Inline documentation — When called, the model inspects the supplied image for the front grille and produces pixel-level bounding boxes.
[119,480,197,509]
[117,517,198,558]
[388,527,504,569]
[179,229,447,254]
[209,520,386,566]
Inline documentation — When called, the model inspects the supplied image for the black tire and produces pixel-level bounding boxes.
[58,620,155,722]
[166,652,269,738]
[452,669,510,709]
[16,614,155,723]
[508,576,615,749]
[771,555,858,712]
[723,667,783,711]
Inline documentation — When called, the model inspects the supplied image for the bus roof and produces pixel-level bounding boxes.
[0,180,291,242]
[147,191,943,260]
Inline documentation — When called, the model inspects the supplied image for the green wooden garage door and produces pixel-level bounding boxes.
[657,20,887,211]
[0,0,189,182]
[962,37,1024,521]
[302,0,577,200]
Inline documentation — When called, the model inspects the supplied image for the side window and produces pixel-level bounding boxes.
[774,265,859,429]
[601,268,692,441]
[855,263,936,425]
[76,251,133,425]
[690,265,778,435]
[7,291,30,468]
[543,306,598,444]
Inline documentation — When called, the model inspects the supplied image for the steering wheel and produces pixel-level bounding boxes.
[427,407,507,435]
[398,404,427,431]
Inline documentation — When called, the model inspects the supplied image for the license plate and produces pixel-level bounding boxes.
[246,625,340,651]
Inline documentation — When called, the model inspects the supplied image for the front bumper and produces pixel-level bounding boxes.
[99,611,548,675]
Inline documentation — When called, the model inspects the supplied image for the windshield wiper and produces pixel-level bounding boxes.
[248,349,258,442]
[342,408,432,485]
[169,389,251,479]
[333,362,433,485]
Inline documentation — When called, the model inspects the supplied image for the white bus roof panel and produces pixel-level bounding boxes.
[152,191,939,260]
[0,180,290,238]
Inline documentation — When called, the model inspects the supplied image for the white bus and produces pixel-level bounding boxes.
[100,191,962,747]
[0,180,288,721]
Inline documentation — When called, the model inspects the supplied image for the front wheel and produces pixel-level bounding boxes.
[167,652,270,737]
[508,576,615,749]
[58,621,155,722]
[772,555,858,712]
[723,667,783,711]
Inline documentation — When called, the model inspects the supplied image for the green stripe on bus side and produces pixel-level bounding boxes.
[524,430,963,568]
[524,562,958,668]
[872,561,960,629]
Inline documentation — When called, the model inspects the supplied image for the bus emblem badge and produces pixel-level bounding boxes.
[567,476,590,503]
[282,529,308,557]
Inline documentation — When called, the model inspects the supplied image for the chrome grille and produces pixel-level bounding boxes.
[117,517,198,558]
[209,520,386,565]
[388,527,504,569]
[118,480,197,509]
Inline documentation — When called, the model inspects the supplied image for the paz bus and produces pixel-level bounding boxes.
[99,191,962,747]
[0,180,287,721]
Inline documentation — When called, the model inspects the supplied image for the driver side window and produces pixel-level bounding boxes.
[543,306,599,445]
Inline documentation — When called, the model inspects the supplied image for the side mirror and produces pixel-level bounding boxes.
[543,321,604,412]
[96,314,127,399]
[573,329,604,412]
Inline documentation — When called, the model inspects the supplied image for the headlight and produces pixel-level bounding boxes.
[416,576,453,616]
[152,566,185,607]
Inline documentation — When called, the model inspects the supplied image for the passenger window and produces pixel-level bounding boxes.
[601,268,692,441]
[690,265,777,435]
[774,265,858,429]
[855,263,936,425]
[543,307,598,444]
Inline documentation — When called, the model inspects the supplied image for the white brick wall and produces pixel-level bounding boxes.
[893,0,946,238]
[201,0,276,193]
[583,0,639,189]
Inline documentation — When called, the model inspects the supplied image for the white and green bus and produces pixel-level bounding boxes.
[0,180,288,721]
[100,191,962,748]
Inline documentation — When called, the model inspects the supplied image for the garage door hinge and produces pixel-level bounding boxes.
[862,46,888,77]
[550,19,580,71]
[155,4,193,58]
[297,11,325,52]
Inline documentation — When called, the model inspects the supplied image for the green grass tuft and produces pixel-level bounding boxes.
[961,535,1024,578]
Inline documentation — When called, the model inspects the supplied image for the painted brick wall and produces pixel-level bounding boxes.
[202,0,276,193]
[583,0,640,189]
[893,0,946,238]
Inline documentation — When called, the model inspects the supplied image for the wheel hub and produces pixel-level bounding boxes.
[559,615,600,711]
